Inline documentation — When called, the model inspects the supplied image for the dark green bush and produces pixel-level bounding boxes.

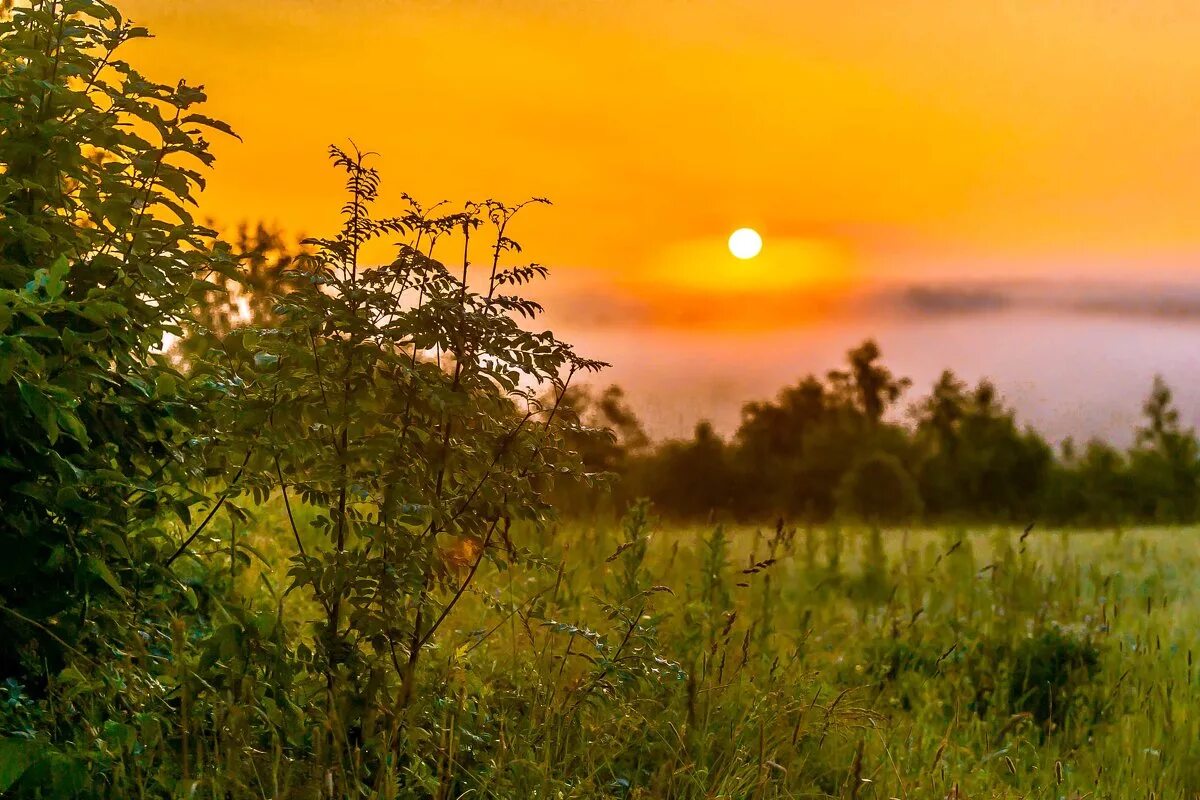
[836,451,923,524]
[1008,627,1101,729]
[863,624,1102,735]
[0,0,234,684]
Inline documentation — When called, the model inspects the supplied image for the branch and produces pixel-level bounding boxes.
[274,452,307,559]
[164,447,252,568]
[416,519,500,650]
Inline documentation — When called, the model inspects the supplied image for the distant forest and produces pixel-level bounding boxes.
[558,352,1198,526]
[209,230,1198,528]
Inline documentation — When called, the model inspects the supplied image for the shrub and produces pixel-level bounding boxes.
[1008,626,1101,730]
[0,0,234,683]
[835,451,923,524]
[194,146,606,788]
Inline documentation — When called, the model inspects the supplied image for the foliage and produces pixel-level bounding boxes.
[189,145,605,790]
[6,1,1200,797]
[636,420,737,518]
[177,222,304,364]
[835,451,923,524]
[911,371,1052,521]
[826,338,911,424]
[1007,626,1101,729]
[1,2,608,794]
[1127,375,1200,523]
[0,0,233,682]
[8,506,1178,798]
[549,383,649,514]
[587,345,1198,529]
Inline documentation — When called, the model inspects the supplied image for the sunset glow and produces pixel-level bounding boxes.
[113,0,1200,439]
[120,1,1200,298]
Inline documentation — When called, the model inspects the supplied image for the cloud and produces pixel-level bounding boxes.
[883,279,1200,322]
[898,285,1012,314]
[542,271,1200,331]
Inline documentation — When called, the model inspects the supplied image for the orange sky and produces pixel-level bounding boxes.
[121,0,1200,328]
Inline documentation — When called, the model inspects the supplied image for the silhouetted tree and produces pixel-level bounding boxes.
[1043,439,1134,526]
[552,384,650,514]
[912,371,1050,521]
[640,421,734,519]
[583,345,1197,528]
[1127,376,1200,523]
[827,339,912,424]
[733,376,830,517]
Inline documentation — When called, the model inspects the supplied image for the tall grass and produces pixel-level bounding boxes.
[124,508,1200,798]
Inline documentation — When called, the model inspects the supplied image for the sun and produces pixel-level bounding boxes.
[728,227,762,259]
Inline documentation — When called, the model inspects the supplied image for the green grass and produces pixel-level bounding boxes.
[19,510,1197,798]
[214,513,1200,798]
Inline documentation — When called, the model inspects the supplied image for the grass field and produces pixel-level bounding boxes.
[214,509,1199,798]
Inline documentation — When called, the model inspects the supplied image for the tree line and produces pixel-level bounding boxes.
[556,341,1200,527]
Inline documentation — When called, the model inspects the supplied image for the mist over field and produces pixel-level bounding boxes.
[553,276,1200,444]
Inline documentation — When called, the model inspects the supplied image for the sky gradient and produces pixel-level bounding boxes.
[121,0,1200,438]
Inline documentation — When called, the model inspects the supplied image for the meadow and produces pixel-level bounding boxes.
[162,510,1200,798]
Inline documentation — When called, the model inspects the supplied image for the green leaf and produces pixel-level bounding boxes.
[156,372,178,398]
[16,379,57,444]
[56,408,90,446]
[86,556,124,595]
[253,351,279,369]
[45,255,70,300]
[180,113,241,140]
[0,737,45,793]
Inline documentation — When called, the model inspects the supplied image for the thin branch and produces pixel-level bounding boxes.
[416,519,500,650]
[164,447,252,568]
[0,603,101,671]
[274,452,307,559]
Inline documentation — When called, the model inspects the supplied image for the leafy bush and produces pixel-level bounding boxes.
[1008,626,1101,729]
[199,146,606,776]
[836,451,923,524]
[0,0,233,683]
[864,623,1103,734]
[1,2,605,794]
